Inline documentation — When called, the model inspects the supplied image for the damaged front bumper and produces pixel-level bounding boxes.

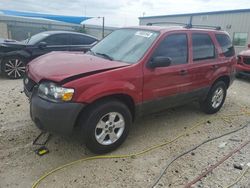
[30,92,84,135]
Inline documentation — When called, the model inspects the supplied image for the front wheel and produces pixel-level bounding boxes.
[200,81,227,114]
[80,99,132,154]
[2,56,27,79]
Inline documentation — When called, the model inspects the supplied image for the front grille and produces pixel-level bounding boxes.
[243,57,250,65]
[23,76,37,92]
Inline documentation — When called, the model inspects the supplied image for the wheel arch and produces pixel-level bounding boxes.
[212,75,230,89]
[75,93,136,128]
[4,50,31,63]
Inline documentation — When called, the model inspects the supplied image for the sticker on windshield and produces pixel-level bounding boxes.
[135,31,153,38]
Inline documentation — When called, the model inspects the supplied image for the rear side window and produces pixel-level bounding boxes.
[43,34,70,45]
[215,34,235,57]
[71,34,97,45]
[192,33,215,61]
[153,33,188,65]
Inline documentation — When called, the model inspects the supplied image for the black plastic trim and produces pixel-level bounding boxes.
[30,93,85,135]
[135,87,210,116]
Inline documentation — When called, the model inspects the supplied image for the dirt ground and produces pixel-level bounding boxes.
[0,76,250,188]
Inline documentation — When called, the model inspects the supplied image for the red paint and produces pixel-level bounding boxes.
[28,51,129,83]
[27,27,236,106]
[236,49,250,72]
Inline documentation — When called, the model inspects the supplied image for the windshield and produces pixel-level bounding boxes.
[90,29,159,64]
[25,33,50,45]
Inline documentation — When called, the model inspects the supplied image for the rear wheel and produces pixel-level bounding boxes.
[200,81,227,114]
[80,99,132,154]
[2,56,26,79]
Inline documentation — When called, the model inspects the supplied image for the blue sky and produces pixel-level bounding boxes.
[0,0,250,27]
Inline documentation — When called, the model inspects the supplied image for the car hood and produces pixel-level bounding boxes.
[28,51,130,83]
[239,49,250,57]
[0,41,27,52]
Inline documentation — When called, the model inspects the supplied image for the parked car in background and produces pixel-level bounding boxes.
[235,44,250,78]
[0,31,98,79]
[24,26,236,154]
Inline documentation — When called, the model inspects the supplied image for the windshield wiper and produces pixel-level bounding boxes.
[96,52,113,61]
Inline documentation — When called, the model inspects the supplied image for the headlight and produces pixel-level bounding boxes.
[38,82,74,102]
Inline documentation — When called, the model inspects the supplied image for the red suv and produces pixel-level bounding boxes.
[24,26,236,153]
[235,44,250,77]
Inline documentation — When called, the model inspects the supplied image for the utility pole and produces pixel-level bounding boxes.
[102,17,105,39]
[98,16,105,39]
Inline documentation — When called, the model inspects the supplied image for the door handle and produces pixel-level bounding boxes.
[180,69,188,75]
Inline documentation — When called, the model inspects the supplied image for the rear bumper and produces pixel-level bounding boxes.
[235,64,250,76]
[237,71,250,76]
[235,64,250,72]
[30,93,85,135]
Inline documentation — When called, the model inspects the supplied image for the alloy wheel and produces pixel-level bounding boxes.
[95,112,125,145]
[211,87,224,109]
[4,58,26,79]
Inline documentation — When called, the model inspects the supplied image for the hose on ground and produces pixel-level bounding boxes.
[32,111,250,188]
[223,165,249,188]
[151,122,250,188]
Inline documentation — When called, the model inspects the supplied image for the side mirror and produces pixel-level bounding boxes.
[148,56,172,68]
[38,42,47,49]
[248,44,250,48]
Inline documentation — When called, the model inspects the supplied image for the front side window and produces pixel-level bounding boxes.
[192,33,215,61]
[43,34,70,45]
[91,29,159,64]
[152,33,188,65]
[215,34,235,57]
[233,32,248,46]
[71,35,97,45]
[26,33,49,45]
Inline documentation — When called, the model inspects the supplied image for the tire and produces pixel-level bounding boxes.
[200,81,227,114]
[2,56,27,79]
[80,99,132,154]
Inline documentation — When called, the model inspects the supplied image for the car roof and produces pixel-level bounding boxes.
[38,30,98,40]
[124,26,228,35]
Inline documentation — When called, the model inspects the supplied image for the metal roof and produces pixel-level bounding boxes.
[139,8,250,19]
[0,10,92,24]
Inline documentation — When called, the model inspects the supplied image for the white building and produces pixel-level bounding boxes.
[0,15,116,41]
[139,9,250,53]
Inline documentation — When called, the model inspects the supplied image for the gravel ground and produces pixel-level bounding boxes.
[0,76,250,188]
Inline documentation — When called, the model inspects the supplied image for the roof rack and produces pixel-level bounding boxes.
[187,24,221,30]
[146,21,221,30]
[146,21,187,26]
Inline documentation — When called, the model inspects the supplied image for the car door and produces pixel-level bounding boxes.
[69,34,97,52]
[31,34,71,58]
[185,32,221,95]
[142,32,193,114]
